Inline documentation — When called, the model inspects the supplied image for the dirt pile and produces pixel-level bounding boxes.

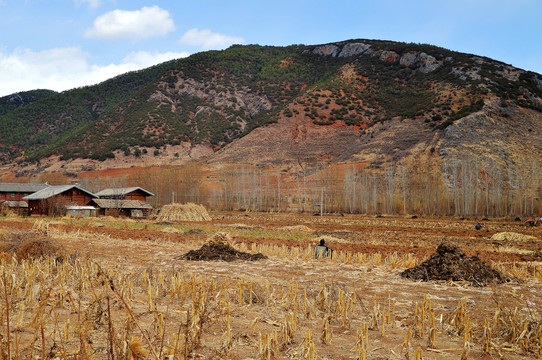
[0,230,64,261]
[400,243,509,286]
[176,232,267,262]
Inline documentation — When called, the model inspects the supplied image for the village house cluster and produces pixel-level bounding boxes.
[0,182,154,217]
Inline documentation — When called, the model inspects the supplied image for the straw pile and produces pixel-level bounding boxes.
[157,203,211,222]
[206,232,232,245]
[490,232,538,242]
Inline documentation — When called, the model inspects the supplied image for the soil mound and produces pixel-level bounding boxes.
[176,232,267,262]
[400,243,509,286]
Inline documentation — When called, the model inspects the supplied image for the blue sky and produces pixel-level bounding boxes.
[1,0,541,97]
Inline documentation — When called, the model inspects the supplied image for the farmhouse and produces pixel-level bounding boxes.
[91,199,153,217]
[0,183,50,206]
[95,187,154,201]
[93,187,154,217]
[23,185,97,215]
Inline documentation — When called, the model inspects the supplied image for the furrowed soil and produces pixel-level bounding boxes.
[0,213,541,359]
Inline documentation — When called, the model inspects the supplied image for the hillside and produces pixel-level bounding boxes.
[1,39,541,175]
[0,89,57,116]
[0,60,180,160]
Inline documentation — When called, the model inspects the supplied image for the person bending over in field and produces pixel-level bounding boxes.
[315,239,333,259]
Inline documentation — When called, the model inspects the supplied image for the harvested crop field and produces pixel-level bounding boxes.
[0,213,541,359]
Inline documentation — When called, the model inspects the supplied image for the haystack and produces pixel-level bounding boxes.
[490,232,538,242]
[157,203,211,222]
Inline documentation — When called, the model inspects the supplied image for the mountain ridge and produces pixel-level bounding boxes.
[0,39,541,177]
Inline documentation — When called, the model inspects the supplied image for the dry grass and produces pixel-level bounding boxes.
[205,231,232,245]
[279,225,313,232]
[0,229,63,261]
[491,232,539,242]
[157,203,211,222]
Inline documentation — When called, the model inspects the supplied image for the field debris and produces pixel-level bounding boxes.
[490,232,539,242]
[0,229,64,261]
[400,242,510,286]
[175,232,268,262]
[279,225,312,232]
[157,202,211,222]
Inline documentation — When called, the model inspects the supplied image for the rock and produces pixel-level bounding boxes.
[451,67,467,80]
[533,75,542,91]
[399,52,419,67]
[338,42,373,57]
[379,50,399,63]
[311,44,340,57]
[418,52,440,73]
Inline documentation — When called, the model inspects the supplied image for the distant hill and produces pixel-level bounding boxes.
[0,39,541,174]
[0,89,57,116]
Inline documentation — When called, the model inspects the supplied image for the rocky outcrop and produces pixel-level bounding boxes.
[338,42,373,57]
[399,52,419,67]
[379,50,400,63]
[418,52,440,73]
[398,52,440,73]
[306,43,441,73]
[311,44,340,57]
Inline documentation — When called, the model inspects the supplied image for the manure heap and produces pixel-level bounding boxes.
[175,232,267,262]
[401,242,510,286]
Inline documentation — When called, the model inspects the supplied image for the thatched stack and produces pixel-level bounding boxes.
[205,232,232,246]
[157,203,211,222]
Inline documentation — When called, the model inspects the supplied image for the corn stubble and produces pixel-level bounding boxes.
[0,224,540,359]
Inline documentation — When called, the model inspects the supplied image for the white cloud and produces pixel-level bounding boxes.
[85,6,175,40]
[0,47,189,96]
[179,28,244,50]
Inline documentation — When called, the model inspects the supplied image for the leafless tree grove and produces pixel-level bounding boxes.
[78,156,540,218]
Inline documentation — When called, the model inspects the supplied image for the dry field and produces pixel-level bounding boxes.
[0,213,541,359]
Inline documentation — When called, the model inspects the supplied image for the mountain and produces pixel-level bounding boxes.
[0,89,57,117]
[0,39,541,175]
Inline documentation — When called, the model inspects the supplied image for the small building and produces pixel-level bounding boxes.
[95,187,154,201]
[91,199,153,217]
[23,185,97,216]
[0,200,28,215]
[66,205,97,217]
[0,183,50,203]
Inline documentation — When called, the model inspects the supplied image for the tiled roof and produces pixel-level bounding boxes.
[92,199,153,209]
[23,185,97,201]
[95,187,154,197]
[0,183,50,193]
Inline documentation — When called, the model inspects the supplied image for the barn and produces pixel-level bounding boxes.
[93,187,154,217]
[95,187,154,201]
[0,183,50,207]
[23,185,97,216]
[91,199,153,217]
